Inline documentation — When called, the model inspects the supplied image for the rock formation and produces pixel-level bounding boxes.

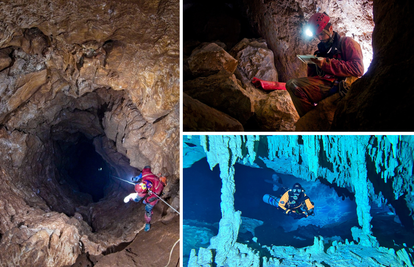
[332,0,414,130]
[183,0,376,131]
[183,135,414,266]
[183,39,299,131]
[0,0,179,266]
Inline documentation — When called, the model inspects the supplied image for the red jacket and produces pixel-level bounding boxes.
[135,168,164,205]
[308,32,364,79]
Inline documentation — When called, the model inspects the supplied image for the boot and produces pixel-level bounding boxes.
[145,223,151,231]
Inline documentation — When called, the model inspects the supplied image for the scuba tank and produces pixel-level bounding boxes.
[263,194,280,208]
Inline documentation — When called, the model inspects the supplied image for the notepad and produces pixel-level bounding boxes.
[297,55,320,64]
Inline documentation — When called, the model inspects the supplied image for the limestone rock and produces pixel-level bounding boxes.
[0,0,179,266]
[332,0,414,130]
[188,43,238,78]
[296,94,341,131]
[246,0,374,81]
[253,90,299,131]
[184,71,253,124]
[229,38,278,83]
[0,48,12,71]
[183,93,244,131]
[184,39,299,131]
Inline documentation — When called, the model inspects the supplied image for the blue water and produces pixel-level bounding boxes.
[183,157,413,266]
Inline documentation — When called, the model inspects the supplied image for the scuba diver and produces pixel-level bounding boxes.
[263,183,315,219]
[124,166,167,231]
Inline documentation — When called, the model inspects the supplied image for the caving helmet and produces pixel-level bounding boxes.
[143,165,151,170]
[306,12,330,37]
[135,182,147,193]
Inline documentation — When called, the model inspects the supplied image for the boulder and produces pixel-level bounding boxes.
[183,93,244,131]
[229,38,299,131]
[229,38,278,83]
[184,71,253,124]
[253,90,299,131]
[188,43,238,78]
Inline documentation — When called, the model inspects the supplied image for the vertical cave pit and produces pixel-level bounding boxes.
[0,1,179,266]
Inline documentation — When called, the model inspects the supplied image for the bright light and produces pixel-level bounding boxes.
[305,28,313,37]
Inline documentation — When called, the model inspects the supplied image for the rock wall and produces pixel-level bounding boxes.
[0,0,179,266]
[245,0,374,82]
[332,0,414,130]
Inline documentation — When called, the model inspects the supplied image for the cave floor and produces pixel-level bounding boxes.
[70,216,180,267]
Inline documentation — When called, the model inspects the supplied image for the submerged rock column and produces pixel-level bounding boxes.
[200,135,259,266]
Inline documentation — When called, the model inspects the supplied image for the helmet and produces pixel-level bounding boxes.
[308,12,330,35]
[135,182,147,193]
[143,165,151,170]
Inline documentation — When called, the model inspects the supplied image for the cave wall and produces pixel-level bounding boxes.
[244,0,374,82]
[332,0,414,130]
[0,0,179,266]
[0,0,179,176]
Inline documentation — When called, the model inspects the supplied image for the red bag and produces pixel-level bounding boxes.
[252,77,286,91]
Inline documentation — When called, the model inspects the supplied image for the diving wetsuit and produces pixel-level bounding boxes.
[278,190,314,219]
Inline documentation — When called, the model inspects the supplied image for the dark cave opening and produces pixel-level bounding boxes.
[183,0,260,56]
[59,135,112,202]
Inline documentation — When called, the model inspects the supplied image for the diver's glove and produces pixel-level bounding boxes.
[307,208,315,216]
[124,193,138,203]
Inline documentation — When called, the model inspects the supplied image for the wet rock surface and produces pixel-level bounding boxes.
[0,0,179,266]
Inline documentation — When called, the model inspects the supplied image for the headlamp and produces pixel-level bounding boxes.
[305,27,314,37]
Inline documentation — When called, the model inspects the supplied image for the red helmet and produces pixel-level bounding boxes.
[308,13,330,35]
[135,182,147,193]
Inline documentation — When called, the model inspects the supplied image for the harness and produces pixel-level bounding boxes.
[310,32,344,82]
[287,193,310,210]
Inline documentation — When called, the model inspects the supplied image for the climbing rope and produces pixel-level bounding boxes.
[148,190,180,215]
[165,238,180,267]
[111,175,180,215]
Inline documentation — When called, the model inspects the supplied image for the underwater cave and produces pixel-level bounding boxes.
[0,1,180,266]
[183,135,414,267]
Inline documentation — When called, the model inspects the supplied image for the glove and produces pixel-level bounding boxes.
[132,174,142,183]
[308,208,315,216]
[124,193,138,203]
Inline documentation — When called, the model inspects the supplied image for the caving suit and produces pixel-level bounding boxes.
[278,190,314,219]
[131,168,165,224]
[286,31,364,117]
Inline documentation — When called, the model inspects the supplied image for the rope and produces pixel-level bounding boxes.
[111,175,180,215]
[111,175,136,185]
[165,238,180,267]
[149,190,181,215]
